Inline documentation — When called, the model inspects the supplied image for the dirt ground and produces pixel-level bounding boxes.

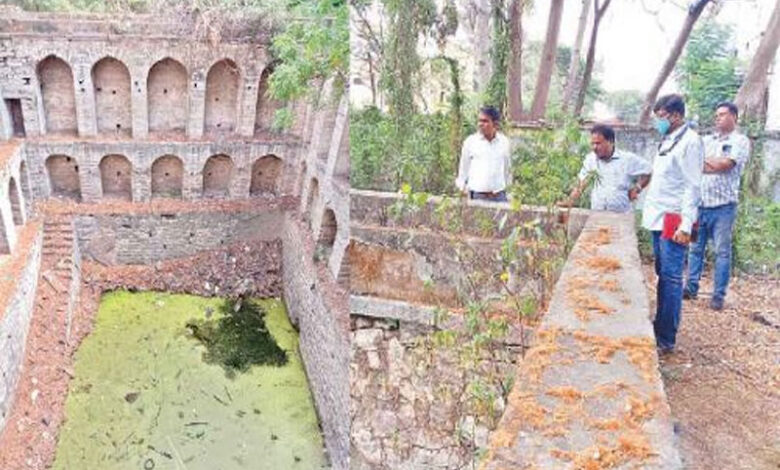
[643,266,780,470]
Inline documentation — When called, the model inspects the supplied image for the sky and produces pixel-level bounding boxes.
[523,0,775,94]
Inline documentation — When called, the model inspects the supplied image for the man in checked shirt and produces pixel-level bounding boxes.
[683,101,751,311]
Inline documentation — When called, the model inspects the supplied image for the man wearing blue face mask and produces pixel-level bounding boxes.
[641,94,704,354]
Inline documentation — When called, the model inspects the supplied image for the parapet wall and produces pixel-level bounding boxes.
[0,223,42,431]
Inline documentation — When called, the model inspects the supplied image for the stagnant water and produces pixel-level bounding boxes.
[52,292,328,470]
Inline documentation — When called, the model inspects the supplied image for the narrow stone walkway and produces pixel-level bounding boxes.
[0,215,79,470]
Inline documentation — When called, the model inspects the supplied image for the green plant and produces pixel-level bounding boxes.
[733,197,780,273]
[509,122,590,208]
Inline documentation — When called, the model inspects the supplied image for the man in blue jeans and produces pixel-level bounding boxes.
[642,95,704,353]
[684,102,751,310]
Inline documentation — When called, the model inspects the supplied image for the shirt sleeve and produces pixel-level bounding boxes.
[578,153,595,181]
[731,135,751,168]
[455,137,471,191]
[678,136,704,233]
[628,153,652,176]
[504,138,513,189]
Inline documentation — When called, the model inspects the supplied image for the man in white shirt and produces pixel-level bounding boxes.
[455,106,512,202]
[684,101,751,310]
[642,94,704,354]
[558,124,652,212]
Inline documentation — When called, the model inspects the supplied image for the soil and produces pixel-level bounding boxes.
[643,266,780,469]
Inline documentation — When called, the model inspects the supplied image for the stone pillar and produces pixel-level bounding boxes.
[187,70,206,139]
[72,56,98,137]
[79,149,102,203]
[0,90,11,140]
[0,203,16,253]
[131,69,148,139]
[237,73,260,138]
[325,95,348,178]
[183,147,202,199]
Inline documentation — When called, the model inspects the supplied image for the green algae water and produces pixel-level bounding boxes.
[52,292,328,470]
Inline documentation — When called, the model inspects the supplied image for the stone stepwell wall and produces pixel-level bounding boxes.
[72,206,285,265]
[0,223,42,431]
[282,214,349,470]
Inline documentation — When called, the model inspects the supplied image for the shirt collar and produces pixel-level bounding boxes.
[597,148,620,162]
[478,131,503,143]
[665,123,688,141]
[715,128,738,140]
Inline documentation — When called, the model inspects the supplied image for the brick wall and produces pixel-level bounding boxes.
[0,226,42,430]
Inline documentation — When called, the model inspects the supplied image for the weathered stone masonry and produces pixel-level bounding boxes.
[0,8,350,470]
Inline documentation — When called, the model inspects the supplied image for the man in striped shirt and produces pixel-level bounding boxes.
[684,101,751,310]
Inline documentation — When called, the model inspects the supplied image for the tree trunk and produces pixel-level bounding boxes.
[562,0,591,113]
[507,0,524,122]
[473,0,493,93]
[639,0,711,126]
[529,0,565,120]
[574,0,612,117]
[735,0,780,122]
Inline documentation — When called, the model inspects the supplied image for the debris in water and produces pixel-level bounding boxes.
[124,392,139,403]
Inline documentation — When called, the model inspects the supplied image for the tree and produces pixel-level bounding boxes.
[675,20,740,126]
[471,0,493,93]
[485,0,509,113]
[562,0,591,114]
[735,0,780,122]
[529,0,565,120]
[573,0,612,117]
[506,0,525,121]
[639,0,712,126]
[269,0,349,103]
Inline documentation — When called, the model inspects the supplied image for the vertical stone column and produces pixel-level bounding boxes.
[133,149,152,202]
[187,70,206,139]
[131,68,148,139]
[325,95,348,178]
[79,148,102,203]
[183,146,202,199]
[0,90,11,140]
[237,73,259,138]
[72,56,98,137]
[0,180,18,250]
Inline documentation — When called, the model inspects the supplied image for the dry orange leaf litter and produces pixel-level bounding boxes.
[579,256,622,273]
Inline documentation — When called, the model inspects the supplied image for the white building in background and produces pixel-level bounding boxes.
[767,58,780,132]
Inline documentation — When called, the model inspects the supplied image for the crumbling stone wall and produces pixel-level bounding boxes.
[73,208,285,265]
[0,227,41,431]
[351,313,525,470]
[1,143,30,250]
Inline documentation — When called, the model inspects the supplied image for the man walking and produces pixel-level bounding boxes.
[558,124,652,212]
[642,94,704,353]
[455,106,512,202]
[684,102,750,310]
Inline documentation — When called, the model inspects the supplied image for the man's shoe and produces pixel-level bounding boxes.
[682,289,697,300]
[657,345,675,356]
[710,297,724,311]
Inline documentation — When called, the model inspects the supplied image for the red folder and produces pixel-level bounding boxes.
[661,213,698,241]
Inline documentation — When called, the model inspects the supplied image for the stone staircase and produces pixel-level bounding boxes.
[39,215,78,344]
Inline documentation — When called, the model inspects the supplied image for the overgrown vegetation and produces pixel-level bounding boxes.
[187,298,288,377]
[676,20,742,127]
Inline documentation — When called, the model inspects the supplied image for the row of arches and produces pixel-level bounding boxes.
[0,162,31,255]
[45,154,282,202]
[36,55,283,137]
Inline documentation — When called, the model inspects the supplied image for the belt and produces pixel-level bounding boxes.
[472,191,504,199]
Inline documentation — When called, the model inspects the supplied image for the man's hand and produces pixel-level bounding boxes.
[672,229,691,245]
[628,187,641,201]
